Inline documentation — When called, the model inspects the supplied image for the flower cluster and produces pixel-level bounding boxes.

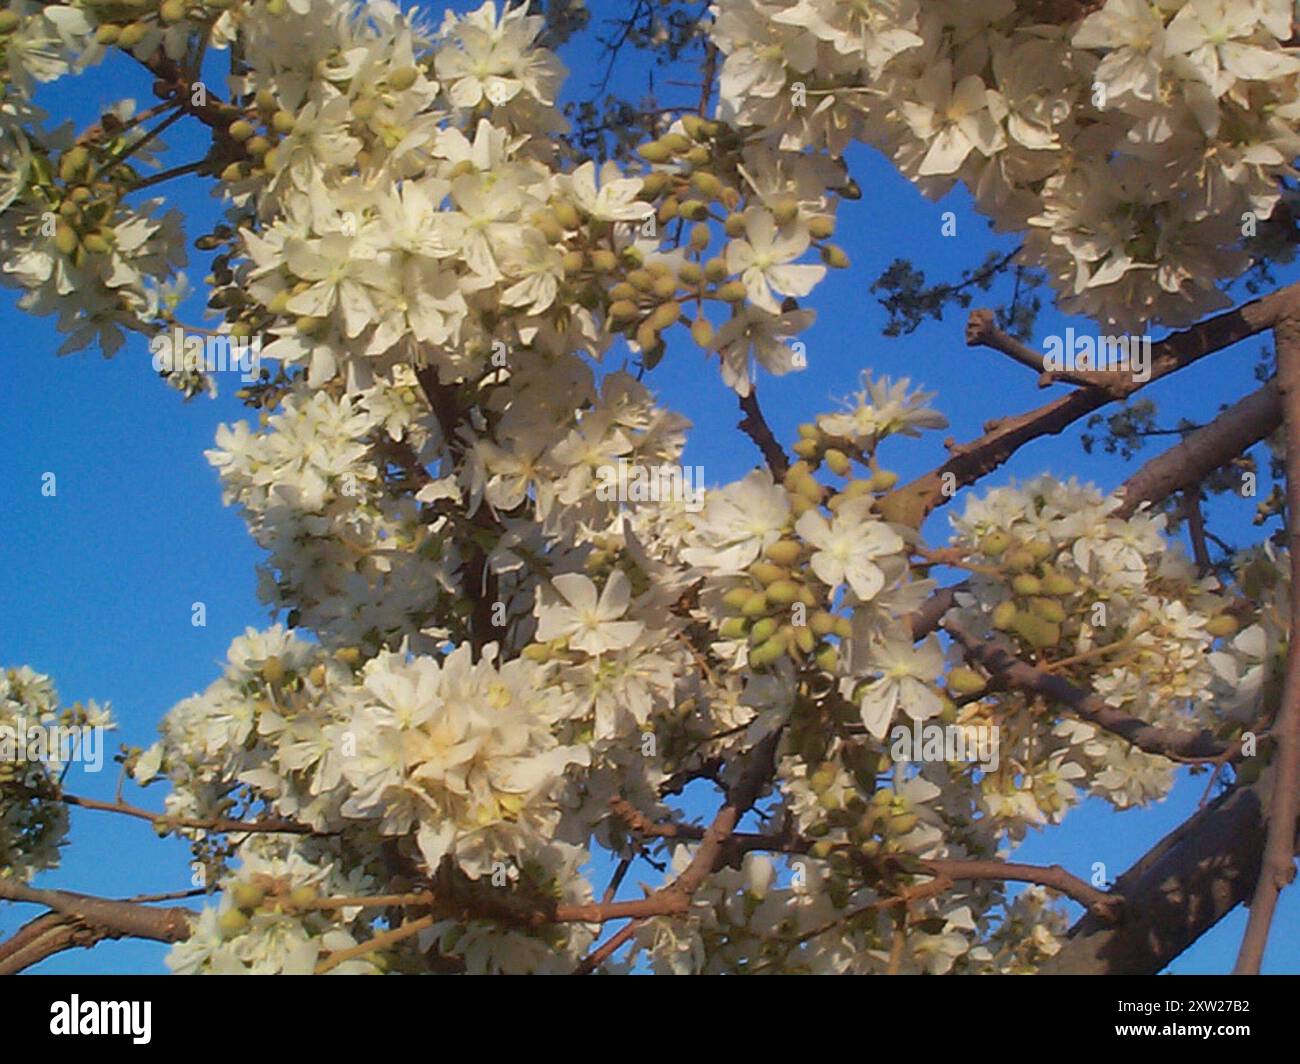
[4,0,1290,975]
[710,0,1300,330]
[0,666,112,881]
[946,475,1242,823]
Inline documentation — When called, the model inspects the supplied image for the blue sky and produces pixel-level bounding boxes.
[1,2,1295,973]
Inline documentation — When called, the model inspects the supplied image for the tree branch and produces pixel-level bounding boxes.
[942,620,1237,762]
[966,309,1121,392]
[737,386,790,477]
[1116,382,1281,517]
[1234,317,1300,973]
[31,787,322,836]
[918,858,1120,919]
[881,283,1300,527]
[1043,770,1281,974]
[0,877,194,973]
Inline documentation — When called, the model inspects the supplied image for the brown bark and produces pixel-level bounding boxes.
[1116,382,1282,517]
[882,283,1300,527]
[1234,318,1300,973]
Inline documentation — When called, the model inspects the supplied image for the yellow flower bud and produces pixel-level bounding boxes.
[821,244,850,268]
[649,301,681,331]
[992,599,1017,630]
[118,21,148,47]
[719,617,749,640]
[980,530,1011,556]
[639,172,669,197]
[691,171,723,199]
[635,321,659,351]
[946,667,986,695]
[808,215,835,239]
[764,539,802,566]
[1206,614,1239,638]
[766,580,801,606]
[722,587,753,611]
[1041,572,1076,596]
[553,201,581,229]
[651,273,678,299]
[230,881,266,911]
[260,656,285,685]
[1005,549,1036,572]
[824,449,851,476]
[749,561,788,586]
[608,300,640,323]
[1011,574,1042,596]
[53,222,78,256]
[772,198,799,225]
[810,611,836,637]
[1030,597,1066,623]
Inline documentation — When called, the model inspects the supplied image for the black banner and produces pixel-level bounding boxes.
[1,974,1293,1050]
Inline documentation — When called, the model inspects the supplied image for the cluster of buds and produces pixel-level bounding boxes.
[88,0,235,49]
[584,537,652,597]
[257,654,329,692]
[216,89,298,183]
[604,255,687,364]
[791,423,896,490]
[802,772,926,900]
[980,533,1077,652]
[717,538,848,671]
[627,116,843,362]
[39,144,127,264]
[219,875,324,937]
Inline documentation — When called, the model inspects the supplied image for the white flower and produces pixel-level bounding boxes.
[1164,0,1300,96]
[853,635,945,738]
[817,371,948,443]
[536,571,645,655]
[1072,0,1169,102]
[711,304,815,396]
[681,469,791,574]
[561,161,654,222]
[724,210,825,313]
[795,498,903,601]
[898,61,1005,176]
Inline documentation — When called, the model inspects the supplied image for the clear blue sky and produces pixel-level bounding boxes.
[1,2,1295,973]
